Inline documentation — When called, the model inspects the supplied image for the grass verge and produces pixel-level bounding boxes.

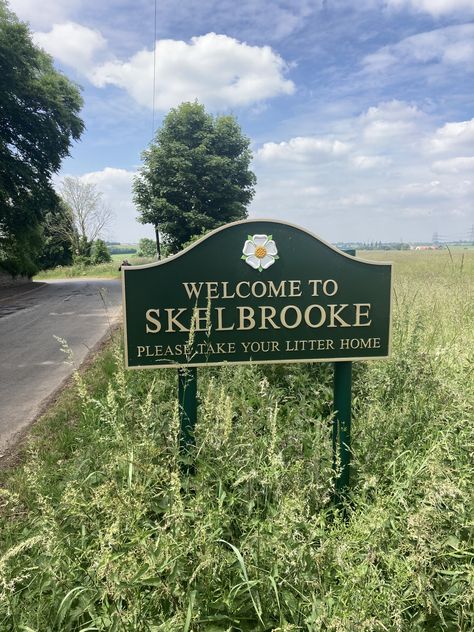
[1,250,473,631]
[34,257,154,281]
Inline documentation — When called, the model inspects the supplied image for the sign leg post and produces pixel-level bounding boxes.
[178,367,197,472]
[332,361,352,504]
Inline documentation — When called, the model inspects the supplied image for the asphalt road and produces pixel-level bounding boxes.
[0,278,122,453]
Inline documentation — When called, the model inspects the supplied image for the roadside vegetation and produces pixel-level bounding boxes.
[34,253,154,280]
[1,249,473,630]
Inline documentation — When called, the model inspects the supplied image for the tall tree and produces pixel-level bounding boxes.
[37,199,75,270]
[59,176,114,260]
[0,1,84,276]
[133,102,256,254]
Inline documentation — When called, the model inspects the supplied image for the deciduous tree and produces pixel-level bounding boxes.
[0,1,84,276]
[91,239,111,264]
[133,102,256,254]
[59,176,114,260]
[37,199,75,270]
[137,237,157,258]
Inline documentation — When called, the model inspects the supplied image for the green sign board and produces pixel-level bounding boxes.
[122,220,392,369]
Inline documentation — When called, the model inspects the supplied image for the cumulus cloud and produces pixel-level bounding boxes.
[363,24,474,73]
[250,100,473,242]
[385,0,474,17]
[256,137,350,162]
[90,32,295,110]
[359,100,424,144]
[427,118,474,154]
[33,22,107,75]
[431,156,474,174]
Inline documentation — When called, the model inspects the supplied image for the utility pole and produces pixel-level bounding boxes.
[155,225,161,260]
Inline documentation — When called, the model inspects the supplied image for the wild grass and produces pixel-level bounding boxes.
[1,249,473,631]
[34,256,154,280]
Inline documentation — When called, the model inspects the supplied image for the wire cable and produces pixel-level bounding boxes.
[151,0,157,139]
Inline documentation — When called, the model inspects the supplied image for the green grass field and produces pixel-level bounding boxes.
[34,255,155,280]
[2,249,473,630]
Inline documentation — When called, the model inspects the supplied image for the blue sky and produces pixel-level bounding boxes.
[9,0,474,243]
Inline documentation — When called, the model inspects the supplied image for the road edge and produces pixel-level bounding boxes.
[0,321,121,471]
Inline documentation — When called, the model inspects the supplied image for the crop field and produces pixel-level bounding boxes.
[1,249,473,630]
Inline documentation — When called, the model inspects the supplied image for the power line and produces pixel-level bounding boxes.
[151,0,157,139]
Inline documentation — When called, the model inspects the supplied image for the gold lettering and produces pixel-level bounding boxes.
[236,281,251,299]
[308,280,323,296]
[193,307,209,332]
[328,304,351,327]
[222,282,235,299]
[268,280,286,297]
[182,282,203,299]
[288,280,302,297]
[237,306,256,330]
[251,281,266,298]
[323,279,338,296]
[259,305,280,329]
[165,308,189,332]
[145,308,161,333]
[304,304,326,328]
[206,282,219,299]
[354,303,372,327]
[280,305,302,329]
[215,307,235,331]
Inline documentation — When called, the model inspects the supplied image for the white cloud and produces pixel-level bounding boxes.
[359,100,424,144]
[91,32,295,110]
[8,0,82,29]
[428,118,474,154]
[385,0,474,17]
[33,22,107,75]
[251,100,474,242]
[351,155,392,169]
[256,136,350,162]
[363,24,474,72]
[431,157,474,174]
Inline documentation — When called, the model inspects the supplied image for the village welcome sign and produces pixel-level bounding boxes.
[122,220,392,369]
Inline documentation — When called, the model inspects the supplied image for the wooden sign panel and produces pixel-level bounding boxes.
[122,220,392,368]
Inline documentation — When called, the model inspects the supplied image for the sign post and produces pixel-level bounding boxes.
[122,219,392,501]
[178,367,197,470]
[333,361,352,502]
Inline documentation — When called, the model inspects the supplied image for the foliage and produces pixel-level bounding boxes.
[91,239,112,264]
[133,102,256,253]
[34,256,153,280]
[0,222,43,278]
[59,177,114,259]
[0,2,83,277]
[107,245,137,255]
[37,200,75,270]
[137,237,157,258]
[1,250,473,630]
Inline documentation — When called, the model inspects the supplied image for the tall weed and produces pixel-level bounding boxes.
[1,250,473,630]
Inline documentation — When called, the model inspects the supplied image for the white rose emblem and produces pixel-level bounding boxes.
[241,234,278,271]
